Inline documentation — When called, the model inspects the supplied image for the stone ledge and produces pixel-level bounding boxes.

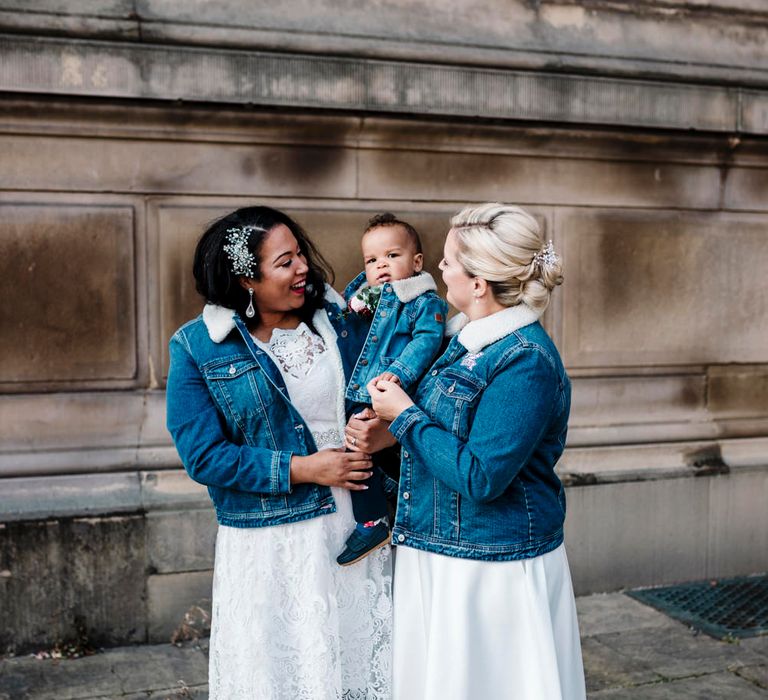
[1,437,766,522]
[0,34,765,134]
[2,1,768,89]
[0,469,209,522]
[559,436,768,486]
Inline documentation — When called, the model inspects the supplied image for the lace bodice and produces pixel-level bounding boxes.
[254,322,342,449]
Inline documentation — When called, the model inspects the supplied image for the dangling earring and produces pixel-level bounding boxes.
[245,288,255,318]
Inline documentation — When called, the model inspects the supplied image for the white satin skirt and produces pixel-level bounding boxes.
[392,543,585,700]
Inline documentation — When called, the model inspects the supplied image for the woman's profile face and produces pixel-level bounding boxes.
[439,230,475,313]
[248,223,310,317]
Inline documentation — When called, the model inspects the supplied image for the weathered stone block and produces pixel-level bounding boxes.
[558,209,768,368]
[570,374,707,429]
[140,470,210,511]
[146,508,217,574]
[707,365,768,418]
[707,469,768,578]
[147,571,213,644]
[0,515,146,654]
[358,150,721,208]
[1,135,356,197]
[565,476,710,594]
[0,201,136,386]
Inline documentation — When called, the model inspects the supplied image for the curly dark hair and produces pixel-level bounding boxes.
[363,212,423,254]
[193,206,334,328]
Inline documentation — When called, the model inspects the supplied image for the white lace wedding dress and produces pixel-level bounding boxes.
[208,323,393,699]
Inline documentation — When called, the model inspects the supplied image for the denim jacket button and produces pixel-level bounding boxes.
[340,330,348,338]
[448,384,455,393]
[403,450,409,458]
[371,335,378,342]
[397,534,405,543]
[360,359,368,366]
[352,383,360,390]
[380,311,387,318]
[385,285,392,292]
[403,491,410,500]
[228,365,236,375]
[431,370,438,376]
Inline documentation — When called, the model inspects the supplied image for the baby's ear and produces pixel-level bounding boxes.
[413,253,424,272]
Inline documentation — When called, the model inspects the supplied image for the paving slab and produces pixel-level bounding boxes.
[741,634,768,660]
[589,624,766,681]
[0,644,208,700]
[581,635,664,693]
[588,670,768,698]
[577,592,678,637]
[734,663,768,691]
[0,592,765,699]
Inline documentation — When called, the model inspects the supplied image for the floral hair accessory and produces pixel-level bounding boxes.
[533,240,559,269]
[223,225,262,277]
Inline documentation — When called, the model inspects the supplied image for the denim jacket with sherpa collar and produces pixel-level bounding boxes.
[388,303,571,561]
[165,286,369,528]
[343,271,448,404]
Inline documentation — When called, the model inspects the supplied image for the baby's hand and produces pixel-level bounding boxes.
[378,371,400,385]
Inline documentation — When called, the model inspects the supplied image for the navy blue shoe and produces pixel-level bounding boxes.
[337,522,390,566]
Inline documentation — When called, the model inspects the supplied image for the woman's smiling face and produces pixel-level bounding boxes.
[439,229,475,314]
[248,223,310,316]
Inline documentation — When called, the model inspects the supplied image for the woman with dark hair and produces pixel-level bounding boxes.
[166,206,392,699]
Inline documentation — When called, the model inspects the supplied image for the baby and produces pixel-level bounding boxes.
[338,213,448,565]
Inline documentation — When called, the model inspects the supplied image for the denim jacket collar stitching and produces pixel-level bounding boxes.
[457,304,541,353]
[346,271,438,304]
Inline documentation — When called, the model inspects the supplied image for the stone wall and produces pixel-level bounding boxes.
[0,0,767,651]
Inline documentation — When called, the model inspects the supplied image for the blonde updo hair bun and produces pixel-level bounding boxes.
[450,203,563,313]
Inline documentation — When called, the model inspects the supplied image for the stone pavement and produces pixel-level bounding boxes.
[1,593,766,699]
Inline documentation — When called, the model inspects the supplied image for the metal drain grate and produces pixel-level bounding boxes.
[627,574,768,639]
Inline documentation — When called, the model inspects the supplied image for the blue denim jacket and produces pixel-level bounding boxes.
[388,304,571,561]
[165,289,367,528]
[343,271,448,403]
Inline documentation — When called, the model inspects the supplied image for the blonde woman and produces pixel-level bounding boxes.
[355,203,585,699]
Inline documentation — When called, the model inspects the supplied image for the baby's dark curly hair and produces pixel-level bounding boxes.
[363,212,423,254]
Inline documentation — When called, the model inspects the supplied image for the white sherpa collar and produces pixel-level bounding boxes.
[456,304,541,353]
[349,271,438,304]
[202,304,237,343]
[202,284,344,343]
[391,272,437,302]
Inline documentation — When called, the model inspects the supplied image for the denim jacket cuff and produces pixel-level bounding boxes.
[388,361,416,388]
[273,450,294,495]
[389,405,426,441]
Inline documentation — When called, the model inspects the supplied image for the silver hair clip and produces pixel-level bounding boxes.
[533,240,559,268]
[223,226,260,277]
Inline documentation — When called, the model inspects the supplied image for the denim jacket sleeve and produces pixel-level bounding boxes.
[388,295,448,390]
[389,346,558,503]
[166,334,293,495]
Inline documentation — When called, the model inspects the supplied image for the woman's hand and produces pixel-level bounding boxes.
[367,376,414,423]
[345,407,397,453]
[290,449,373,490]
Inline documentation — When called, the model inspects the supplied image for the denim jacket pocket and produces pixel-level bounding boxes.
[202,357,276,442]
[431,370,485,440]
